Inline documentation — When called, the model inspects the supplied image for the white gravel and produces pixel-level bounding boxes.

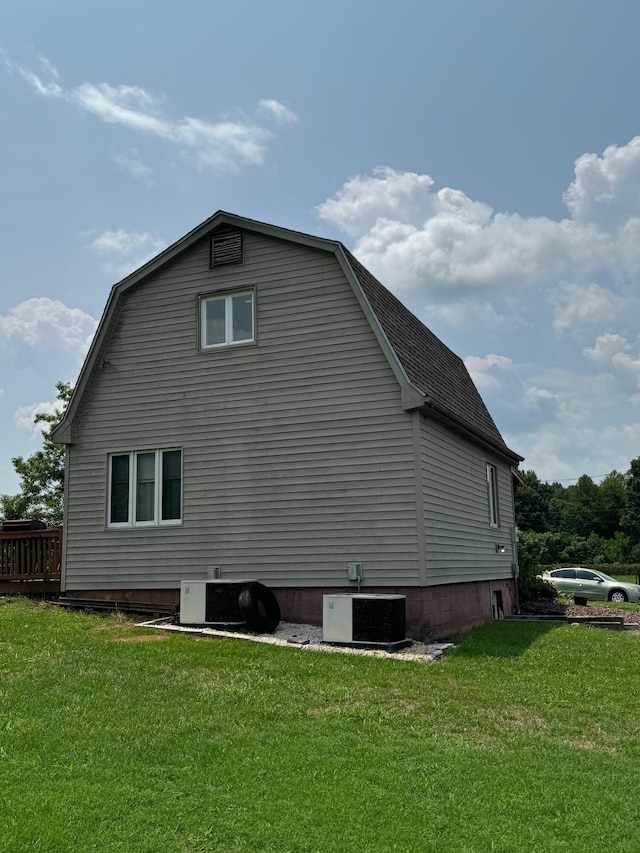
[136,618,454,664]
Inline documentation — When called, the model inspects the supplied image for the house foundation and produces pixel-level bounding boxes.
[67,578,516,639]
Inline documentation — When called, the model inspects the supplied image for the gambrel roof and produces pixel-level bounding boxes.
[343,249,512,452]
[52,211,522,463]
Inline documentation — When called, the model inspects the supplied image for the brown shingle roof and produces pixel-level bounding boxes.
[343,248,512,453]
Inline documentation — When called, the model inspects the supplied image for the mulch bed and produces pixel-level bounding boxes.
[521,599,640,625]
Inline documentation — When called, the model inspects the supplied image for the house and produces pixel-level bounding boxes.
[52,211,523,637]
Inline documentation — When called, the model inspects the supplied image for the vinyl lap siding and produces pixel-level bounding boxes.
[64,232,419,590]
[420,417,515,585]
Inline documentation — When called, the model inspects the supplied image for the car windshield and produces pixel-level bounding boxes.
[594,572,617,583]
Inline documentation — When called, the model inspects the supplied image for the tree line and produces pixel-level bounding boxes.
[515,462,640,567]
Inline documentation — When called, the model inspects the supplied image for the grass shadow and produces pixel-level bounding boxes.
[451,620,565,660]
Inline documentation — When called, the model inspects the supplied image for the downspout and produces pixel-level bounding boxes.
[60,445,71,593]
[510,523,520,614]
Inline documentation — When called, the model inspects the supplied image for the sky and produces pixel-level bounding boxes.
[2,0,640,495]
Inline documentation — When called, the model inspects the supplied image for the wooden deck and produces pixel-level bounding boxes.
[0,529,61,594]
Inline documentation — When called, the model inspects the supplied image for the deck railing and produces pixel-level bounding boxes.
[0,529,62,581]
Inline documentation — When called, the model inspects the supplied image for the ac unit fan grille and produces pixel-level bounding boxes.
[352,597,406,643]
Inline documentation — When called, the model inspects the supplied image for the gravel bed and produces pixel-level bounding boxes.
[137,618,455,663]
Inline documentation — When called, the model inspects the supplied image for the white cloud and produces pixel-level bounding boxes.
[317,167,441,238]
[487,358,640,480]
[10,54,296,172]
[517,416,640,483]
[15,399,59,438]
[112,148,154,183]
[611,350,640,386]
[582,332,640,389]
[522,387,562,420]
[550,281,620,333]
[424,296,518,330]
[0,298,97,358]
[464,353,515,390]
[173,117,271,170]
[316,143,640,310]
[35,53,59,80]
[564,136,640,228]
[318,168,609,301]
[583,332,630,366]
[257,99,298,125]
[86,229,166,278]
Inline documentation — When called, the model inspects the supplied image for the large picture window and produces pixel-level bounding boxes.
[201,291,254,349]
[108,449,182,527]
[487,463,499,528]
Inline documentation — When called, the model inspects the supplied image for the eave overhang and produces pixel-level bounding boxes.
[419,395,524,465]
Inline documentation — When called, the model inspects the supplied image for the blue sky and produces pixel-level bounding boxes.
[2,0,640,494]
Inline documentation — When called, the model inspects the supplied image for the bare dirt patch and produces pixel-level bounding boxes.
[112,633,170,643]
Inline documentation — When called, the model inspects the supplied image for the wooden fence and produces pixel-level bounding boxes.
[0,528,62,593]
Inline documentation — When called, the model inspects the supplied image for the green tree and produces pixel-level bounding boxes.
[0,382,72,527]
[621,457,640,542]
[514,470,555,532]
[597,470,627,538]
[559,475,603,538]
[601,531,636,564]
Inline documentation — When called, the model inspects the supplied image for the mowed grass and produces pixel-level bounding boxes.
[1,600,640,852]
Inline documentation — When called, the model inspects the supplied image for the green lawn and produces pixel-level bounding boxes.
[1,598,639,852]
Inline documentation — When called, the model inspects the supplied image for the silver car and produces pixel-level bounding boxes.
[541,568,640,603]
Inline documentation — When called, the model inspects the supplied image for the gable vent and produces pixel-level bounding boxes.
[210,228,243,269]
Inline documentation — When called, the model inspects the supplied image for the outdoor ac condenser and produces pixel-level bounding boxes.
[322,594,408,650]
[179,579,253,627]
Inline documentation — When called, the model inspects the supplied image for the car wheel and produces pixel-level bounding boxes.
[609,589,628,603]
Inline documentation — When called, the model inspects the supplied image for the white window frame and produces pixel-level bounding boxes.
[487,463,499,528]
[107,448,182,528]
[200,290,255,349]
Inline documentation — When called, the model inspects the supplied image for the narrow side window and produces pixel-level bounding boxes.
[110,454,130,524]
[162,450,182,521]
[135,452,156,523]
[487,463,499,528]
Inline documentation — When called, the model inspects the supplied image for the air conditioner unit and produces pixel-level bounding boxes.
[322,594,409,650]
[179,579,253,627]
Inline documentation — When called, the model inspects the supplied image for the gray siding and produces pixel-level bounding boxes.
[420,417,516,585]
[64,231,419,590]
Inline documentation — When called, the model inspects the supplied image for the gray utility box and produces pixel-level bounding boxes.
[322,594,409,651]
[179,579,254,627]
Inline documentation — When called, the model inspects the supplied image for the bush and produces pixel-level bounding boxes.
[517,533,557,605]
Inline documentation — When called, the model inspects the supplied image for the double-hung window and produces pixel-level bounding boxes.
[487,463,499,528]
[201,291,254,349]
[108,449,182,527]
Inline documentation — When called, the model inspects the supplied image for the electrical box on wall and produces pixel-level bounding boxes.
[179,579,253,627]
[322,594,409,651]
[347,562,363,581]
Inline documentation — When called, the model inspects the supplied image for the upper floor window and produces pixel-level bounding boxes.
[200,291,254,349]
[487,463,499,528]
[108,449,182,528]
